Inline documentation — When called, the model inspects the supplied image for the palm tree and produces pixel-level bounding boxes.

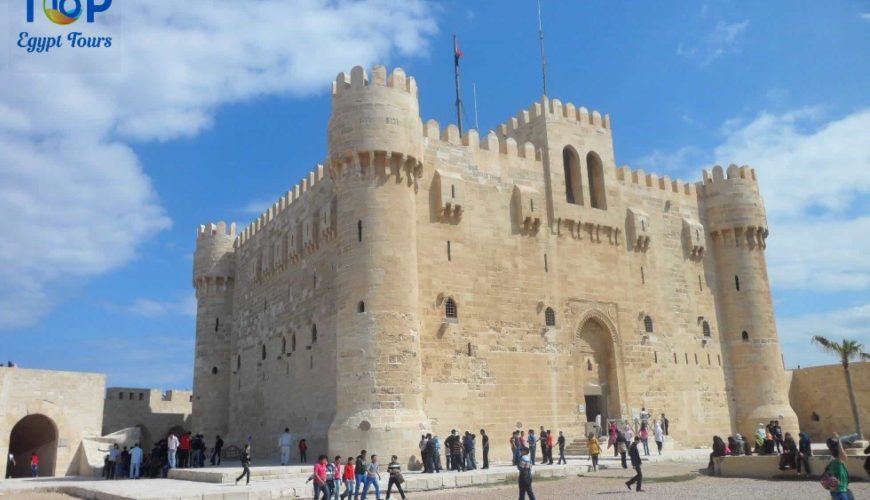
[811,336,870,440]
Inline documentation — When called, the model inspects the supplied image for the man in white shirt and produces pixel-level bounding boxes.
[167,433,179,469]
[129,443,143,479]
[278,428,293,465]
[6,452,16,478]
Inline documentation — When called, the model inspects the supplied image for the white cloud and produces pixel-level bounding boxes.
[0,1,437,328]
[121,295,197,318]
[240,198,278,216]
[861,13,870,21]
[678,19,750,66]
[778,303,870,368]
[633,145,705,174]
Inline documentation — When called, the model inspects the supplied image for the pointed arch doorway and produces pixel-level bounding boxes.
[574,315,621,428]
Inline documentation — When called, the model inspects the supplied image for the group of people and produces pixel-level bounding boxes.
[510,428,566,466]
[4,452,39,478]
[99,430,228,480]
[416,429,481,473]
[606,418,666,469]
[299,450,407,500]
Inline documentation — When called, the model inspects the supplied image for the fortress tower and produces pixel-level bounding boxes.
[699,165,798,435]
[192,221,236,439]
[325,66,429,460]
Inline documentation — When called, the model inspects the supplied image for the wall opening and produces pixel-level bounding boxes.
[261,344,266,361]
[447,241,451,261]
[544,253,548,272]
[237,354,241,370]
[654,352,658,364]
[215,318,219,332]
[467,342,473,356]
[445,298,458,319]
[563,146,582,205]
[586,151,607,209]
[7,414,57,478]
[357,301,365,313]
[673,352,677,364]
[211,366,218,375]
[312,324,318,344]
[698,275,703,291]
[741,331,749,341]
[545,307,556,327]
[282,337,286,354]
[641,266,645,284]
[685,353,689,364]
[292,333,297,352]
[643,315,653,333]
[735,275,740,291]
[357,220,362,242]
[702,321,711,337]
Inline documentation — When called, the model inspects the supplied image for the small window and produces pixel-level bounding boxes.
[694,353,698,364]
[215,318,220,332]
[735,275,740,291]
[698,275,703,291]
[237,354,241,370]
[292,333,297,352]
[312,324,318,343]
[702,321,711,337]
[358,301,365,313]
[139,393,143,400]
[129,392,134,400]
[641,220,645,231]
[467,342,472,356]
[261,344,266,361]
[685,353,689,364]
[358,220,363,242]
[718,354,721,366]
[544,254,548,273]
[707,353,711,365]
[313,274,317,288]
[673,353,677,364]
[586,359,593,371]
[643,315,653,333]
[544,307,556,327]
[282,337,286,354]
[530,199,535,212]
[641,266,645,284]
[211,366,218,375]
[447,241,451,261]
[119,392,123,400]
[654,352,658,364]
[445,298,458,319]
[741,331,749,341]
[451,185,456,199]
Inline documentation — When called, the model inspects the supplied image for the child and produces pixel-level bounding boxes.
[385,455,406,500]
[30,453,39,477]
[587,433,601,471]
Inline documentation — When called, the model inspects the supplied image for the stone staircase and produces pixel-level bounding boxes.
[564,437,606,456]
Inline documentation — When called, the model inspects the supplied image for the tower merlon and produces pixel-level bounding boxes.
[615,165,697,197]
[422,119,542,163]
[332,65,418,97]
[197,221,236,239]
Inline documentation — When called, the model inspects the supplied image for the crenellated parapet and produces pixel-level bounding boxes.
[422,120,542,162]
[697,164,768,251]
[494,96,611,141]
[193,221,236,292]
[615,165,697,198]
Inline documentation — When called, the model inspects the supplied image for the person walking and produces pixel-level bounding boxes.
[433,434,443,472]
[510,431,519,466]
[480,429,489,469]
[517,447,536,500]
[360,454,381,500]
[616,432,628,469]
[557,431,566,464]
[660,413,669,435]
[587,433,601,471]
[129,443,143,479]
[167,432,179,469]
[179,432,191,468]
[328,456,343,500]
[546,430,555,465]
[211,435,223,465]
[385,455,406,500]
[653,420,664,455]
[311,455,329,500]
[6,452,15,479]
[527,429,537,465]
[279,428,293,466]
[235,444,252,486]
[354,451,368,500]
[607,422,618,457]
[625,436,643,492]
[340,456,355,500]
[822,436,851,500]
[29,453,38,477]
[299,439,309,464]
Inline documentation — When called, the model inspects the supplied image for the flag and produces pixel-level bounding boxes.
[454,38,463,65]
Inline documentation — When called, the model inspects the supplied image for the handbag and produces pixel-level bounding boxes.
[819,463,839,491]
[396,472,405,484]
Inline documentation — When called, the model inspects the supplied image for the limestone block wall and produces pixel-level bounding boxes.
[0,367,105,477]
[102,388,192,448]
[788,363,870,440]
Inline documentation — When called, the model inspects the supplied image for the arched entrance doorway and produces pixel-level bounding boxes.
[575,316,621,428]
[7,414,58,478]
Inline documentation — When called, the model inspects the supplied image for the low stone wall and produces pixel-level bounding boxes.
[714,455,868,480]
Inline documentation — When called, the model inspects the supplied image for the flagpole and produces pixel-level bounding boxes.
[537,0,548,97]
[472,82,480,130]
[453,34,463,135]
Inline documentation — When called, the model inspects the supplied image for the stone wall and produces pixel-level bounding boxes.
[788,363,870,440]
[102,388,192,449]
[0,367,105,477]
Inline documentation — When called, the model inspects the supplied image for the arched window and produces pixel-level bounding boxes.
[358,301,365,313]
[643,315,654,333]
[563,146,582,205]
[445,298,458,319]
[261,345,266,361]
[741,331,749,341]
[312,324,318,343]
[544,307,556,327]
[702,321,711,337]
[586,151,606,209]
[357,220,363,242]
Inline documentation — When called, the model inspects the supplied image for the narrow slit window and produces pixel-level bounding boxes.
[358,220,363,242]
[451,185,456,199]
[358,301,365,313]
[292,333,297,352]
[654,352,658,364]
[544,254,548,273]
[261,344,266,361]
[447,241,452,261]
[467,342,473,356]
[312,324,318,343]
[685,353,689,364]
[718,354,721,366]
[237,354,241,370]
[698,275,703,291]
[694,353,698,364]
[707,353,711,365]
[641,266,645,284]
[735,275,740,291]
[215,318,219,332]
[673,353,678,364]
[282,337,286,354]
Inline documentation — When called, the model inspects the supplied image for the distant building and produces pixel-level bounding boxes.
[102,388,193,449]
[190,64,798,462]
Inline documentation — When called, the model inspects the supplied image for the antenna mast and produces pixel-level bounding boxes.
[453,34,464,135]
[537,0,548,97]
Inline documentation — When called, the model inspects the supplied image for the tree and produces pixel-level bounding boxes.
[811,336,870,440]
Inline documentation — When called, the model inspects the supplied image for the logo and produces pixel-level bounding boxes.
[27,0,112,25]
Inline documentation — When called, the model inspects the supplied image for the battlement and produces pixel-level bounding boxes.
[332,65,417,98]
[422,120,542,162]
[614,165,697,197]
[700,164,757,184]
[495,96,611,139]
[197,221,236,239]
[236,164,326,248]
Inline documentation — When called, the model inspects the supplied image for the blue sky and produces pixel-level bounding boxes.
[1,1,867,389]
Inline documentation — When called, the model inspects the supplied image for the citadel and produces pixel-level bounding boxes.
[190,64,800,463]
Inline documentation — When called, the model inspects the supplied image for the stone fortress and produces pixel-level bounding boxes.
[192,64,800,464]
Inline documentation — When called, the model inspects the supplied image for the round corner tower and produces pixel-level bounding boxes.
[326,65,429,461]
[699,165,798,436]
[192,221,236,439]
